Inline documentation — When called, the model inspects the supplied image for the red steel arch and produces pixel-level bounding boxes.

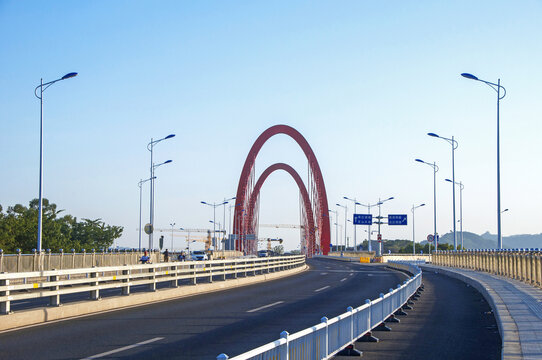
[246,163,316,256]
[233,125,331,256]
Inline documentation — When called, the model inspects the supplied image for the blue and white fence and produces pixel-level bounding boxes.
[217,261,422,360]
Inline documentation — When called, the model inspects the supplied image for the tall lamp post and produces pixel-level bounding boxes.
[328,209,339,251]
[411,203,425,255]
[428,132,458,249]
[376,197,394,256]
[446,179,464,249]
[357,201,381,253]
[201,200,228,250]
[138,176,155,251]
[148,134,175,250]
[461,72,506,249]
[149,160,172,249]
[343,196,361,251]
[34,72,78,252]
[336,203,347,251]
[415,159,439,250]
[222,197,236,250]
[169,222,176,251]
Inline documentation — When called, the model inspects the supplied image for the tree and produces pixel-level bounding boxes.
[272,245,284,255]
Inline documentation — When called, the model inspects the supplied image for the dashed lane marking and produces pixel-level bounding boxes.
[315,286,330,292]
[80,337,164,359]
[247,301,285,313]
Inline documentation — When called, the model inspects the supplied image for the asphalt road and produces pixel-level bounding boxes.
[0,258,407,359]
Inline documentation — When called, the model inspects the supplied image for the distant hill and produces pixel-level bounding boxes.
[420,231,542,249]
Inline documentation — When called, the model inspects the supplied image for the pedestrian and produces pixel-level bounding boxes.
[164,249,169,262]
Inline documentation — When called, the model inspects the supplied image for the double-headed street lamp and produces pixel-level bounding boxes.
[336,203,347,250]
[357,201,381,253]
[34,72,78,252]
[415,159,439,250]
[428,132,458,249]
[138,176,155,251]
[376,197,394,256]
[446,179,464,249]
[343,196,361,250]
[222,197,236,248]
[328,209,339,250]
[201,200,229,250]
[462,73,507,249]
[148,134,175,249]
[411,203,425,255]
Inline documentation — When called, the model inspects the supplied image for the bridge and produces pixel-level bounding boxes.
[1,126,541,359]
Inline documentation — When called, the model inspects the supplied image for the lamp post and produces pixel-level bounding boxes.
[415,159,439,250]
[428,133,458,249]
[411,203,425,255]
[148,159,172,249]
[138,176,155,251]
[334,223,343,251]
[357,201,381,253]
[446,178,464,249]
[343,196,361,251]
[201,200,228,251]
[375,197,394,256]
[461,72,506,249]
[328,209,339,250]
[34,72,78,252]
[222,197,236,250]
[148,134,175,250]
[169,222,176,251]
[336,203,347,251]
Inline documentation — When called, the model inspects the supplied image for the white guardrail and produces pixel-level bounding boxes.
[217,261,422,360]
[0,255,306,314]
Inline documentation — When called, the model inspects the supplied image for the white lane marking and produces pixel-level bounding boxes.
[81,337,164,359]
[340,278,347,282]
[367,274,373,277]
[315,286,330,292]
[349,273,354,276]
[320,272,328,275]
[247,301,284,313]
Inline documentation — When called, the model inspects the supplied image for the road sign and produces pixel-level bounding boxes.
[377,234,382,241]
[388,214,408,225]
[144,223,153,235]
[353,214,372,225]
[427,234,434,243]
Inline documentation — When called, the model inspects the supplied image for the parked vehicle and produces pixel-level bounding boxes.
[191,250,208,261]
[258,250,270,257]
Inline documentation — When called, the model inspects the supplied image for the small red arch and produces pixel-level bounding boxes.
[247,163,316,255]
[233,125,330,256]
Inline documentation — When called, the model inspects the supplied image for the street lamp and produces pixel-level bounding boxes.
[461,72,507,249]
[336,203,347,251]
[411,203,425,255]
[34,72,78,252]
[415,159,439,250]
[138,176,155,251]
[428,132,458,249]
[148,134,175,250]
[376,197,394,256]
[446,179,464,249]
[201,200,228,251]
[328,209,339,250]
[148,159,172,249]
[344,196,362,251]
[334,223,343,251]
[357,201,381,253]
[222,197,236,250]
[169,222,176,251]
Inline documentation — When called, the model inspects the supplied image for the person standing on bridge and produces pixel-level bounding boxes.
[163,249,169,262]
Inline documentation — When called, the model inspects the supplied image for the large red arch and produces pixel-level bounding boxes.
[233,125,331,256]
[247,163,316,255]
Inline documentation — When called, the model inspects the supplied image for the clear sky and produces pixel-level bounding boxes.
[1,1,541,251]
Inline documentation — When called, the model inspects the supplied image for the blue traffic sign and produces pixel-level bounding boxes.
[353,214,372,225]
[388,214,408,225]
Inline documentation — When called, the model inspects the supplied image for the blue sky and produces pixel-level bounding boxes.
[1,1,541,251]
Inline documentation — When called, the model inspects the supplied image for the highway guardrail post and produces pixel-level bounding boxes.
[216,354,228,360]
[0,273,10,314]
[122,268,130,295]
[191,263,197,285]
[148,266,157,291]
[49,271,60,306]
[280,331,289,360]
[170,264,178,288]
[90,267,100,300]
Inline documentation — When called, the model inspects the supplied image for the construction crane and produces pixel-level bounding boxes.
[257,238,283,251]
[259,224,304,229]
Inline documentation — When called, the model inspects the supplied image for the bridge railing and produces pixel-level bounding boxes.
[432,249,542,288]
[217,261,422,360]
[0,255,306,314]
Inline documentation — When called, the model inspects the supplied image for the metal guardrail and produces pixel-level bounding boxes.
[216,261,422,360]
[433,249,542,288]
[0,255,306,314]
